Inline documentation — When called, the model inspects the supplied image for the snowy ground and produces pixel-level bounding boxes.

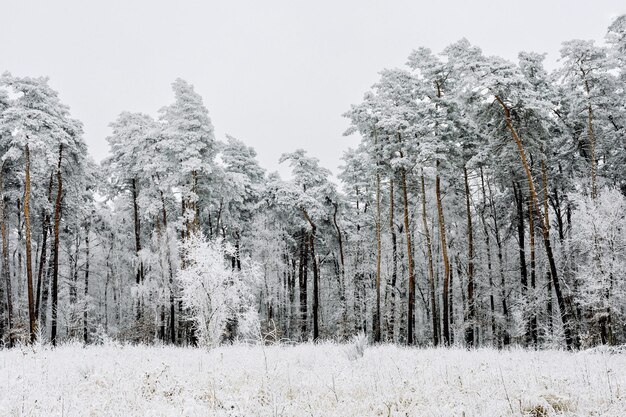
[1,342,624,416]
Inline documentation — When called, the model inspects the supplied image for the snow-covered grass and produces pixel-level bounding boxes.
[1,342,624,416]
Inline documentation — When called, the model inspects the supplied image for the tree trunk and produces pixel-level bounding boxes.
[132,178,144,322]
[435,162,451,345]
[463,167,475,347]
[288,257,296,337]
[40,236,53,332]
[104,252,110,333]
[16,199,22,304]
[69,233,79,306]
[374,168,382,343]
[400,168,415,345]
[551,187,565,242]
[513,181,530,345]
[181,198,188,243]
[587,101,598,199]
[35,174,54,321]
[421,172,438,346]
[539,160,550,345]
[24,142,36,343]
[51,144,63,346]
[513,182,528,291]
[332,202,348,338]
[132,178,144,284]
[449,253,455,345]
[234,234,242,271]
[302,209,319,340]
[0,167,13,347]
[385,179,398,342]
[299,230,308,338]
[155,215,166,342]
[83,224,90,344]
[178,195,189,344]
[480,168,497,345]
[157,190,176,344]
[310,232,319,340]
[487,176,510,347]
[528,186,538,346]
[191,170,199,233]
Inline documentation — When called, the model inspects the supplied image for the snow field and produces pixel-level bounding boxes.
[1,342,624,416]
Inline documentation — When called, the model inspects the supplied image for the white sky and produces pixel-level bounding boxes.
[1,0,623,177]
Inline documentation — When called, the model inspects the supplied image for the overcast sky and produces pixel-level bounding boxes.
[1,0,623,177]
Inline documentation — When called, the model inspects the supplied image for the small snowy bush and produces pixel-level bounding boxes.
[178,234,261,347]
[344,331,367,360]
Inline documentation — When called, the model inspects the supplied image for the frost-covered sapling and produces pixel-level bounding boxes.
[177,234,260,347]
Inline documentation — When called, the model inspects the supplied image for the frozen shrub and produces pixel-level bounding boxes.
[178,234,261,347]
[344,331,367,360]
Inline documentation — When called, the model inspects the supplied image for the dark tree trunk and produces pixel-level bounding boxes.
[480,168,497,345]
[385,179,398,342]
[513,182,528,292]
[83,225,90,344]
[132,178,144,284]
[158,191,176,345]
[513,181,531,345]
[538,160,550,345]
[0,167,13,347]
[299,230,309,338]
[551,187,565,242]
[421,172,438,346]
[24,142,36,342]
[449,253,455,345]
[132,178,144,322]
[191,170,199,233]
[332,202,348,338]
[288,257,296,336]
[178,196,187,345]
[40,235,53,332]
[35,174,54,321]
[104,254,110,333]
[310,229,319,340]
[16,199,22,304]
[69,233,79,306]
[488,177,510,347]
[528,185,538,346]
[435,162,451,345]
[464,167,475,347]
[400,167,415,345]
[302,209,319,341]
[234,234,242,271]
[374,168,382,343]
[51,144,63,346]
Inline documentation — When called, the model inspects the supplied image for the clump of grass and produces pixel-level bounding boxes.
[344,332,367,361]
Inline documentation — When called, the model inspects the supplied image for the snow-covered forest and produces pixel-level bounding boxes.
[1,15,626,353]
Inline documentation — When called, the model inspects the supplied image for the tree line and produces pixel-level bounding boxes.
[0,16,625,349]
